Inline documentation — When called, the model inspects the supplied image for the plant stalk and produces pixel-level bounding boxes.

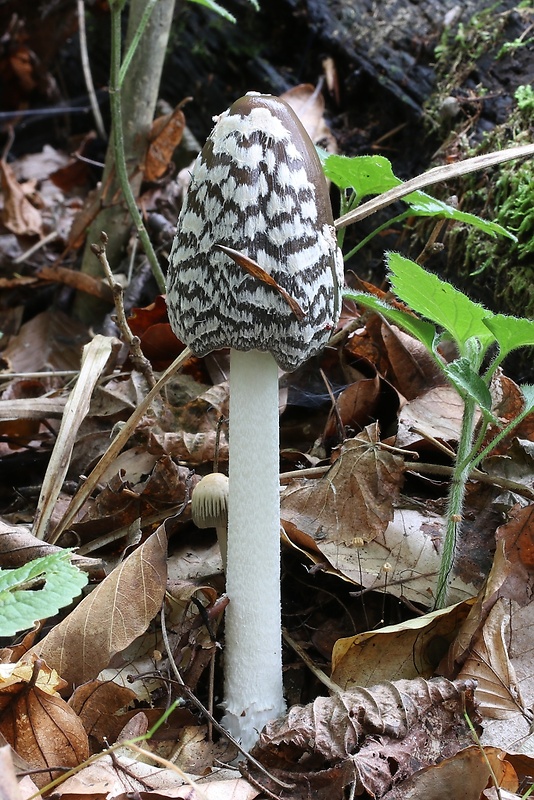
[108,7,166,292]
[435,395,478,609]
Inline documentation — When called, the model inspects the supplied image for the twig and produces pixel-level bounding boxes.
[282,628,343,695]
[335,142,534,229]
[279,461,534,501]
[77,0,106,139]
[160,603,295,791]
[54,346,193,538]
[91,231,156,388]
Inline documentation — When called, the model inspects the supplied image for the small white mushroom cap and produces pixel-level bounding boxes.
[191,473,229,569]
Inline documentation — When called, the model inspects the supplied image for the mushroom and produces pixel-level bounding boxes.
[191,472,229,570]
[167,92,343,749]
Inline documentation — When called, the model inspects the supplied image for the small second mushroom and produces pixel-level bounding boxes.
[167,92,343,749]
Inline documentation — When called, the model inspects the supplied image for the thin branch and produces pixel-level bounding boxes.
[77,0,106,139]
[91,231,156,388]
[335,143,534,229]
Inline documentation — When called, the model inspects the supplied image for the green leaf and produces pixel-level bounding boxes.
[0,551,88,637]
[405,193,516,240]
[344,291,438,353]
[483,314,534,359]
[444,358,495,417]
[322,154,401,199]
[322,153,515,240]
[387,253,496,354]
[187,0,236,22]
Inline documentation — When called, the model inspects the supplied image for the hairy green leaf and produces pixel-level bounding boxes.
[0,551,87,637]
[444,358,495,418]
[322,153,514,239]
[344,291,437,354]
[387,254,496,354]
[483,314,534,359]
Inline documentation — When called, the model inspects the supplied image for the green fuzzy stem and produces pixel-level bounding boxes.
[434,395,478,609]
[109,7,166,293]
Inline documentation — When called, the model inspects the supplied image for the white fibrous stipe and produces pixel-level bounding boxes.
[167,94,343,372]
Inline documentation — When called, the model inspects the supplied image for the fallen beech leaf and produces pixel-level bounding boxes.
[380,323,446,399]
[250,677,478,800]
[68,680,137,747]
[282,84,337,153]
[458,599,523,719]
[0,159,42,236]
[331,600,473,688]
[146,105,186,181]
[54,753,259,799]
[281,423,404,546]
[0,658,89,789]
[381,745,511,800]
[284,505,479,606]
[30,526,168,686]
[396,384,469,449]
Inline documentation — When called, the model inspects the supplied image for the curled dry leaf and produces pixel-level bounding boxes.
[331,600,473,688]
[145,105,186,182]
[29,526,168,686]
[0,657,89,789]
[281,423,404,546]
[249,677,478,800]
[281,84,337,153]
[0,159,43,236]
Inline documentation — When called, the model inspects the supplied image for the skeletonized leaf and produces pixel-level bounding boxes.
[30,527,167,686]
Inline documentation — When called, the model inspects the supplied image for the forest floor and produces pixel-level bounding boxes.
[0,2,533,799]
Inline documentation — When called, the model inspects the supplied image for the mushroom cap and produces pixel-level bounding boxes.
[167,93,343,372]
[191,472,229,529]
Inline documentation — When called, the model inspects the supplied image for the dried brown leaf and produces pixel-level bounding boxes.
[331,601,473,688]
[30,527,168,686]
[381,745,511,800]
[281,423,403,545]
[281,84,337,153]
[68,680,138,747]
[250,677,478,800]
[396,385,467,450]
[0,660,88,789]
[0,744,40,800]
[0,159,42,236]
[146,105,186,181]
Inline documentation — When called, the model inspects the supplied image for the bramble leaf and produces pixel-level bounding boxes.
[322,153,514,239]
[387,253,496,354]
[343,291,437,354]
[483,314,534,359]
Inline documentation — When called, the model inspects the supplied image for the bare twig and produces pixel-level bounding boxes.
[91,231,156,388]
[77,0,106,139]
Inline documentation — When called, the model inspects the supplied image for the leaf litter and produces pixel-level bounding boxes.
[0,77,533,800]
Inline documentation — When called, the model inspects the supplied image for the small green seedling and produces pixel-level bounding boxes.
[347,256,534,608]
[0,551,88,637]
[323,150,534,608]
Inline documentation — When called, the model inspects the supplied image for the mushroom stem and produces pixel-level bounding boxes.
[221,347,286,749]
